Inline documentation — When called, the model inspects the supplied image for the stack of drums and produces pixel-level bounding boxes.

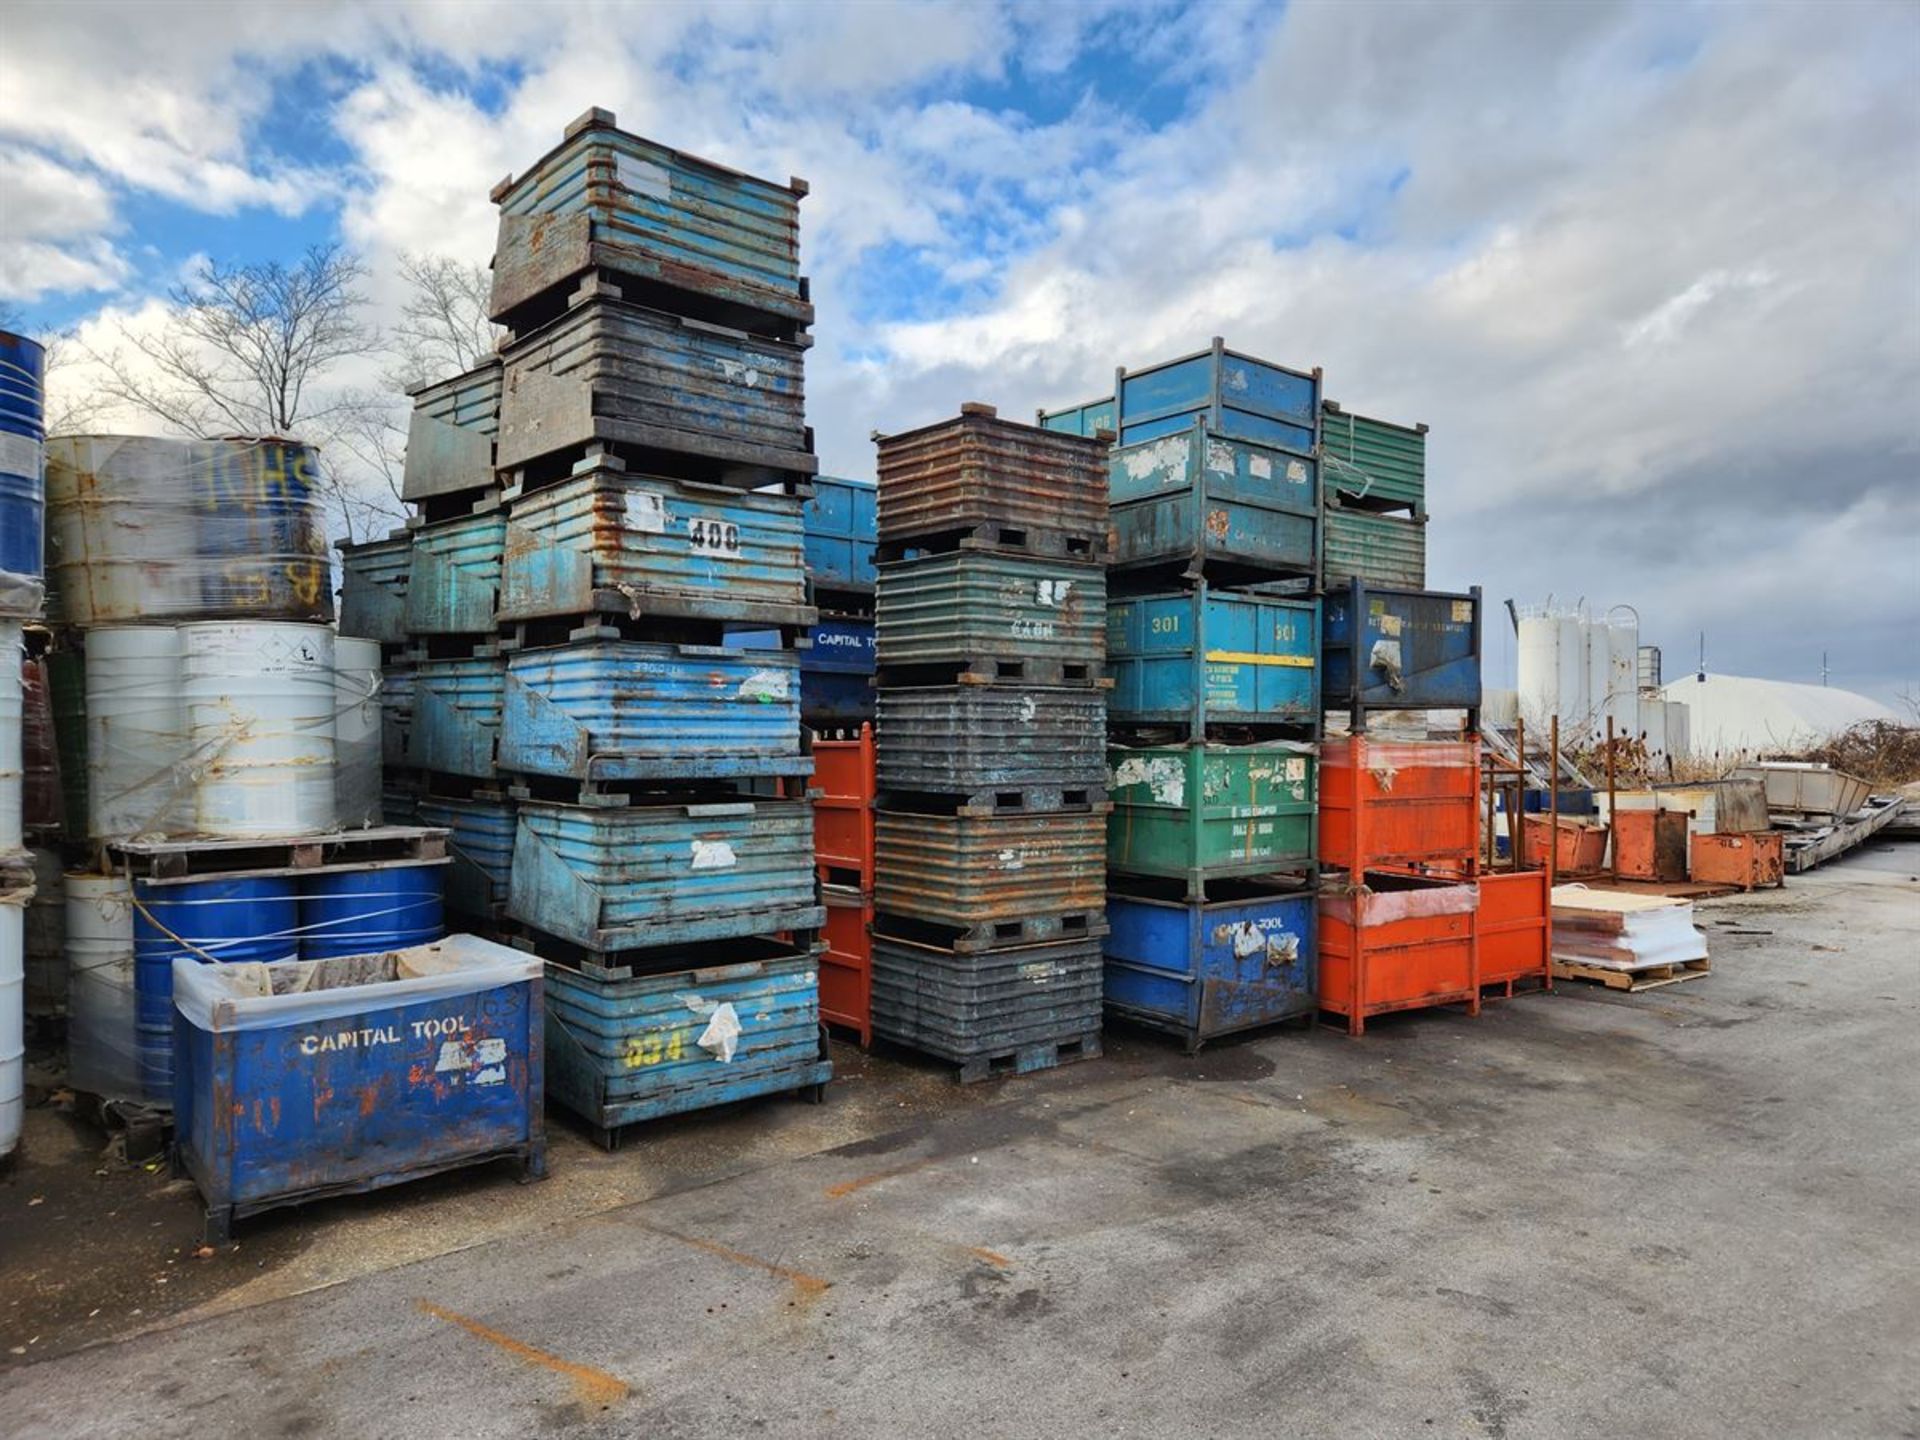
[0,327,45,1161]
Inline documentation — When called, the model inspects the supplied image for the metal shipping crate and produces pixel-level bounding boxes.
[1041,337,1320,453]
[402,359,502,504]
[406,512,507,635]
[500,469,811,626]
[496,296,813,480]
[544,947,830,1145]
[415,795,518,918]
[509,799,822,952]
[501,641,808,783]
[170,937,545,1242]
[409,655,505,779]
[1107,587,1319,733]
[1318,735,1480,876]
[1317,873,1480,1036]
[490,108,811,334]
[1323,504,1427,589]
[803,476,877,591]
[875,404,1108,555]
[1104,885,1316,1050]
[870,933,1104,1069]
[1108,742,1316,883]
[1321,581,1482,720]
[874,809,1107,946]
[337,532,411,645]
[876,686,1107,799]
[875,552,1106,685]
[1318,402,1426,512]
[1108,427,1319,581]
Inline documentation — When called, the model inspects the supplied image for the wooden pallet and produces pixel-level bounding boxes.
[108,826,448,884]
[1550,956,1712,992]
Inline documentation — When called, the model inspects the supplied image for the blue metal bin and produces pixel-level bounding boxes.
[1039,338,1320,453]
[170,935,546,1241]
[1107,425,1319,581]
[544,947,831,1146]
[1321,580,1482,720]
[1107,587,1319,734]
[803,476,877,591]
[1104,885,1316,1051]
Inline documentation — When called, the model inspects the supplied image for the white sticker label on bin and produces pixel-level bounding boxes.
[435,1036,508,1085]
[0,432,42,485]
[615,155,671,200]
[691,840,738,870]
[625,492,667,534]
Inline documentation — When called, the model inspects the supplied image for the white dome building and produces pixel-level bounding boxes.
[1659,673,1898,759]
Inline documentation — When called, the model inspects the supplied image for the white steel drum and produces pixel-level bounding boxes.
[333,635,383,830]
[65,872,136,1102]
[179,621,336,838]
[85,626,186,840]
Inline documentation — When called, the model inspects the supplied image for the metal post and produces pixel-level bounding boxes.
[1605,715,1618,881]
[1546,716,1559,991]
[1514,715,1527,871]
[1550,716,1561,883]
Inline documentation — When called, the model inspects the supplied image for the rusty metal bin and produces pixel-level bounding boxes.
[1689,832,1784,891]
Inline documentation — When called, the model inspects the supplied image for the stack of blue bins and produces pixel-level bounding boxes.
[1040,338,1326,1052]
[463,108,832,1146]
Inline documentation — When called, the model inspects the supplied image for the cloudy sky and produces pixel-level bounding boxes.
[3,0,1916,703]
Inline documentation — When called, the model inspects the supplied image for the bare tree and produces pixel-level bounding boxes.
[90,243,377,437]
[389,251,500,391]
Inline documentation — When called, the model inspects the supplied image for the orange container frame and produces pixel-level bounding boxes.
[1475,868,1551,993]
[1319,734,1480,876]
[1611,807,1689,882]
[1317,872,1480,1035]
[813,724,877,887]
[820,884,874,1045]
[1523,814,1608,876]
[1690,831,1784,891]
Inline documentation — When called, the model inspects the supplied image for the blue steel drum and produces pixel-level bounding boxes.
[0,329,47,605]
[296,867,446,961]
[193,439,333,620]
[133,876,298,1101]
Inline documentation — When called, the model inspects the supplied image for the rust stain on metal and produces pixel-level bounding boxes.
[635,1221,831,1296]
[415,1299,631,1407]
[967,1247,1014,1270]
[875,407,1108,547]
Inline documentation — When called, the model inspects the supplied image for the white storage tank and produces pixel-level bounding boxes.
[1517,609,1589,729]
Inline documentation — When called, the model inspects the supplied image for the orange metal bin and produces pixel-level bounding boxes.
[813,723,877,887]
[1523,814,1609,876]
[1611,807,1689,882]
[1319,734,1480,876]
[1317,872,1480,1035]
[1475,868,1551,993]
[1689,831,1784,891]
[821,884,874,1045]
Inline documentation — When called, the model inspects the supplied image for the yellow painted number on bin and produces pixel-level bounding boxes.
[624,1030,687,1068]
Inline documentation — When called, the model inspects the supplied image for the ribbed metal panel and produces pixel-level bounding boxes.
[1117,341,1320,453]
[875,406,1108,548]
[337,533,411,644]
[876,687,1107,793]
[1036,395,1116,438]
[1107,743,1316,880]
[402,359,501,503]
[1107,588,1319,730]
[871,934,1103,1060]
[496,297,812,476]
[405,513,506,635]
[874,810,1106,927]
[501,641,806,782]
[1323,506,1427,589]
[544,949,830,1130]
[803,476,876,590]
[380,661,414,768]
[509,799,822,951]
[1319,403,1425,511]
[1108,427,1318,579]
[409,655,504,778]
[491,114,809,328]
[875,553,1105,676]
[415,795,518,916]
[500,470,808,623]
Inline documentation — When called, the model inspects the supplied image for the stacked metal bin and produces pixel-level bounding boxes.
[1043,340,1324,1051]
[1319,400,1428,589]
[1316,580,1522,1033]
[472,109,829,1144]
[870,404,1111,1081]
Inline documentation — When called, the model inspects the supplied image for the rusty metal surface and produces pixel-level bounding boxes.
[405,513,506,636]
[874,405,1108,550]
[873,809,1106,927]
[490,110,810,333]
[870,932,1104,1062]
[500,468,809,625]
[1107,427,1319,581]
[875,553,1105,680]
[402,360,501,503]
[496,296,813,477]
[876,686,1107,795]
[337,533,411,645]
